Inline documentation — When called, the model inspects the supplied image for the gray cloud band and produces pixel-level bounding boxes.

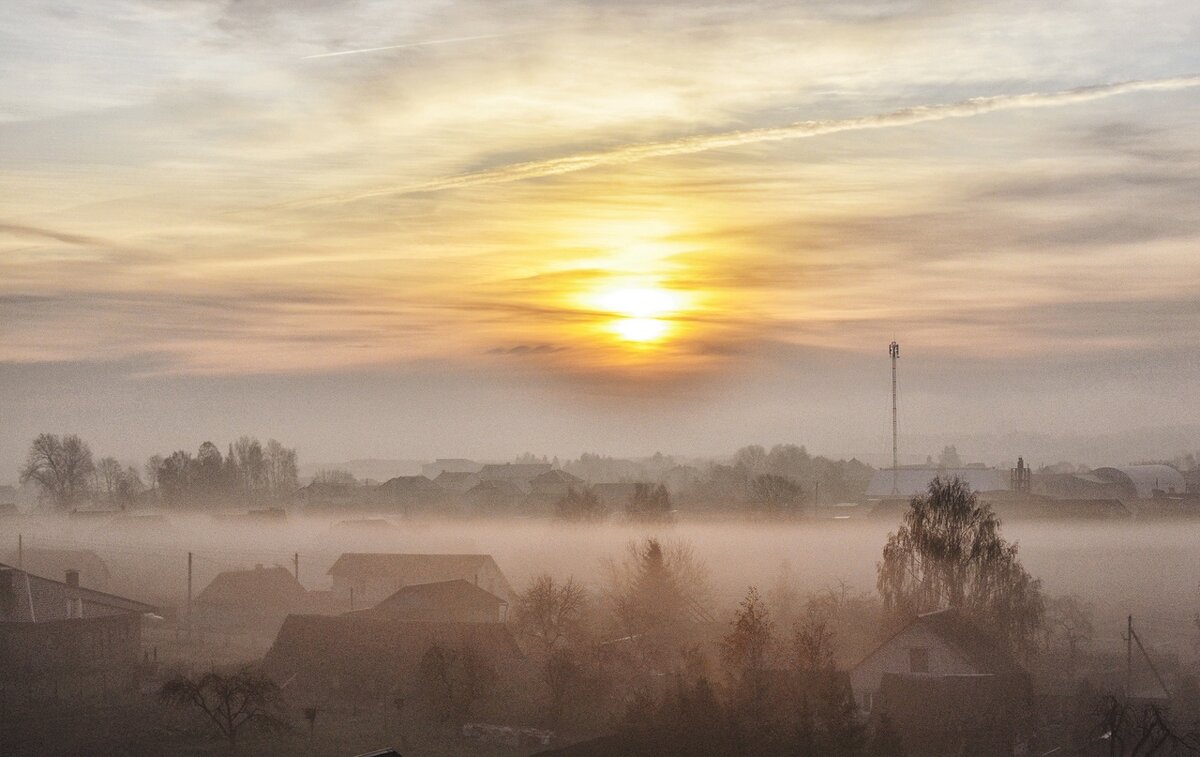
[299,74,1200,207]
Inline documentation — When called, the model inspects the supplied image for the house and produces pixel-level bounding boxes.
[194,564,307,634]
[850,608,1030,711]
[1093,465,1186,499]
[0,564,155,709]
[851,609,1033,755]
[464,479,525,514]
[591,483,642,510]
[362,579,508,623]
[422,458,482,478]
[527,469,587,507]
[2,548,113,592]
[295,481,371,511]
[263,614,521,707]
[1032,471,1129,500]
[328,553,515,608]
[434,470,483,494]
[477,463,554,492]
[374,475,446,513]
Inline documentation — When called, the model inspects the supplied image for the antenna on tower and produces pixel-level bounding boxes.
[889,341,900,495]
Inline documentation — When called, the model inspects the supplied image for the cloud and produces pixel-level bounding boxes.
[301,32,519,59]
[298,73,1200,206]
[0,222,106,247]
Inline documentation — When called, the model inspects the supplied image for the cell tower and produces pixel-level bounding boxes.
[889,341,900,495]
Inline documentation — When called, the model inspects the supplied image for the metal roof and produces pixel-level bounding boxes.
[1093,465,1186,499]
[865,468,1008,498]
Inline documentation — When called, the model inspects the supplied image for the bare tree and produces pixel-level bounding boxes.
[265,439,298,499]
[748,473,803,515]
[96,456,123,503]
[721,586,775,728]
[20,433,95,509]
[313,468,356,485]
[160,667,288,751]
[791,606,836,672]
[1044,594,1095,673]
[514,574,589,652]
[877,476,1044,660]
[417,642,497,723]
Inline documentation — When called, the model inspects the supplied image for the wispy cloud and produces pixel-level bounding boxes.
[301,74,1200,205]
[301,32,518,59]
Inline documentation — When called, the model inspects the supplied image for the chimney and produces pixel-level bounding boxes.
[65,569,80,589]
[0,568,14,615]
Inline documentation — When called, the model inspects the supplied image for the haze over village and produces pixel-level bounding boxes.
[3,0,1200,756]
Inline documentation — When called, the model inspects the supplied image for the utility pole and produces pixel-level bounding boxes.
[890,341,900,495]
[187,551,193,643]
[294,552,299,584]
[17,534,22,570]
[1126,614,1132,699]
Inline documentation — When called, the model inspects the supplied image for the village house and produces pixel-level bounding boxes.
[526,469,587,509]
[264,614,522,709]
[327,553,516,608]
[360,579,508,624]
[373,475,447,513]
[433,470,483,495]
[422,458,482,478]
[477,463,554,493]
[194,564,308,636]
[2,548,113,592]
[850,609,1033,755]
[0,564,155,710]
[464,479,525,514]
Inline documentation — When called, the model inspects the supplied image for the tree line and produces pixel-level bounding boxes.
[18,433,298,510]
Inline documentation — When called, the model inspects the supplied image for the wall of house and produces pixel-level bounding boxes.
[0,613,143,708]
[848,625,978,711]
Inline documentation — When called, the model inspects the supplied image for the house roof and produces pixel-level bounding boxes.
[865,468,1008,499]
[196,565,305,610]
[853,608,1028,689]
[530,469,585,487]
[478,463,553,480]
[328,553,514,598]
[377,475,441,493]
[0,563,155,622]
[465,479,525,497]
[366,579,506,616]
[2,548,112,584]
[264,614,522,695]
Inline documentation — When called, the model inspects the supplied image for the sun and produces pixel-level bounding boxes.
[587,284,685,344]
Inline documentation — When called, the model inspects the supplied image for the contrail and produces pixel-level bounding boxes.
[298,73,1200,205]
[301,32,514,59]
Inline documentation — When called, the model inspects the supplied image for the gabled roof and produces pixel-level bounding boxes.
[329,553,491,577]
[196,565,305,610]
[377,475,441,493]
[2,548,112,584]
[478,463,553,480]
[853,608,1027,685]
[465,479,525,497]
[367,579,506,616]
[530,469,585,487]
[264,615,522,697]
[0,563,155,622]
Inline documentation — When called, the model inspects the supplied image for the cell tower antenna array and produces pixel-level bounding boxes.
[890,341,900,495]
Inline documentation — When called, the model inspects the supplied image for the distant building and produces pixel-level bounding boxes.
[463,480,525,514]
[1092,465,1187,499]
[264,615,521,707]
[433,470,482,494]
[1032,471,1129,500]
[864,467,1008,500]
[422,458,483,478]
[2,548,113,593]
[850,608,1031,713]
[0,564,155,708]
[295,482,371,511]
[328,553,515,608]
[527,469,586,506]
[374,475,446,513]
[361,579,508,624]
[477,463,554,492]
[195,564,308,634]
[979,491,1131,521]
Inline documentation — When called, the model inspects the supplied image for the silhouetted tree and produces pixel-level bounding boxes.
[722,587,775,734]
[628,483,671,521]
[1044,594,1094,674]
[555,486,606,521]
[417,642,497,723]
[514,574,589,652]
[749,474,803,515]
[313,468,356,485]
[160,666,288,751]
[20,433,95,509]
[877,476,1044,661]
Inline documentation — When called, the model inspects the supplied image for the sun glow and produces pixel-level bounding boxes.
[588,284,686,344]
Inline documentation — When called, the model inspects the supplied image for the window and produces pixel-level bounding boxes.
[909,647,930,674]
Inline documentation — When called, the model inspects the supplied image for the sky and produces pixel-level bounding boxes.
[2,0,1199,473]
